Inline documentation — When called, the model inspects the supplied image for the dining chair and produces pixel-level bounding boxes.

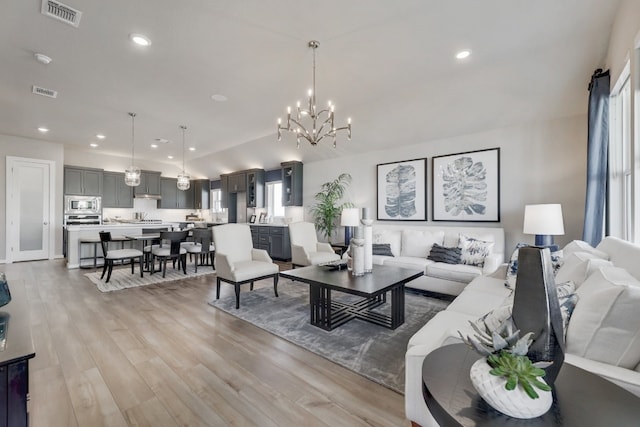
[186,228,215,273]
[212,224,279,309]
[288,221,340,268]
[151,230,188,277]
[98,231,144,283]
[142,227,168,270]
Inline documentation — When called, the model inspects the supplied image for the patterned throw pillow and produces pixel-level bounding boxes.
[427,243,462,264]
[372,243,394,257]
[458,234,494,267]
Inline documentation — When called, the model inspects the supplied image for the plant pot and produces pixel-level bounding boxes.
[469,358,553,419]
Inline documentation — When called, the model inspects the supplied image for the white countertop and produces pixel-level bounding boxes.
[66,223,179,231]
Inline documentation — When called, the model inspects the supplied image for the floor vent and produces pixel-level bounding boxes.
[41,0,82,28]
[32,85,58,99]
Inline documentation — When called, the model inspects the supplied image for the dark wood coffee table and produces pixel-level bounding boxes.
[280,265,423,331]
[422,343,640,426]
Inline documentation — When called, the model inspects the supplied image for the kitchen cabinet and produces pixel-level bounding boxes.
[193,179,210,209]
[220,175,229,209]
[227,172,246,193]
[134,170,161,197]
[246,169,265,208]
[281,161,303,206]
[159,177,194,209]
[64,166,103,196]
[102,172,133,208]
[250,225,291,261]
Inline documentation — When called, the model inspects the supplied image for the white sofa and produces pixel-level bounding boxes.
[405,236,640,427]
[369,225,504,296]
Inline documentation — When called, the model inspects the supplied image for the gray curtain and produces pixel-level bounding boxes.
[582,69,610,246]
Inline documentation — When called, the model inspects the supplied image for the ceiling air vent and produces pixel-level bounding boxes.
[32,85,58,99]
[41,0,82,28]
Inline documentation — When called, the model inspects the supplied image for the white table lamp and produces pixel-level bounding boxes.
[523,204,565,248]
[341,208,360,246]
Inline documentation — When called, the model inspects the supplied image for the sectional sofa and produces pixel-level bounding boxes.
[405,236,640,427]
[368,224,505,296]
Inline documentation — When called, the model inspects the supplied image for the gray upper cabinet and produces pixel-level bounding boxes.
[227,172,246,193]
[159,177,194,209]
[220,175,229,209]
[134,170,162,197]
[103,172,133,208]
[281,161,303,206]
[193,179,210,210]
[246,169,265,208]
[64,166,103,196]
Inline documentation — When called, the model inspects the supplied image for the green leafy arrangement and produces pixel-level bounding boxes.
[460,317,552,399]
[309,173,353,242]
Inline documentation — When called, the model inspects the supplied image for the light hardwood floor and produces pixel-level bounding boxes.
[2,259,408,427]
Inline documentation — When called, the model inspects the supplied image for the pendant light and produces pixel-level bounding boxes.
[177,125,190,190]
[124,112,141,187]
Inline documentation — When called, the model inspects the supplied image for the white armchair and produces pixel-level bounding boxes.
[288,222,340,268]
[212,224,279,309]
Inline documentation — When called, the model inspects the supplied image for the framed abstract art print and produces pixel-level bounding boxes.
[376,158,427,221]
[432,148,500,222]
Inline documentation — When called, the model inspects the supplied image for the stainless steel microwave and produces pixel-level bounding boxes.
[64,195,102,215]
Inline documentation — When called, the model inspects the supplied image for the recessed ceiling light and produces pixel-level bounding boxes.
[34,53,52,65]
[189,147,196,151]
[150,143,158,148]
[90,143,98,148]
[211,94,228,102]
[37,127,49,133]
[167,155,174,159]
[130,33,151,47]
[96,134,105,139]
[456,49,471,60]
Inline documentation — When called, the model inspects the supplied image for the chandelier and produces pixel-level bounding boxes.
[177,125,191,191]
[277,40,351,148]
[124,112,141,187]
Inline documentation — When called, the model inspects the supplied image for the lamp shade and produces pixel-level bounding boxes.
[341,208,360,227]
[523,204,565,235]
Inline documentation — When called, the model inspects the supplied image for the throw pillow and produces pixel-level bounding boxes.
[555,251,613,288]
[372,243,394,257]
[372,230,402,257]
[556,281,578,336]
[427,243,462,264]
[563,239,609,260]
[566,267,640,369]
[458,234,494,267]
[400,229,444,258]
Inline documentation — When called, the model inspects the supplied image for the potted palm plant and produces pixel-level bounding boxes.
[310,173,353,243]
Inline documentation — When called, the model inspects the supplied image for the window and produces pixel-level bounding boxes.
[266,181,285,217]
[609,62,632,240]
[210,189,223,213]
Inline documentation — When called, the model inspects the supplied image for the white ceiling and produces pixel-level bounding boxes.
[0,0,620,178]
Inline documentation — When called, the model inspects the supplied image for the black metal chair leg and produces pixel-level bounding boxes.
[100,261,108,279]
[106,261,113,282]
[273,274,279,297]
[250,282,254,291]
[182,254,187,274]
[162,258,167,278]
[235,283,241,309]
[139,256,144,277]
[131,258,135,273]
[216,278,221,299]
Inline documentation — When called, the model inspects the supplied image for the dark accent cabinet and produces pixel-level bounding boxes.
[220,175,229,209]
[193,179,210,209]
[64,166,103,196]
[159,177,194,209]
[0,281,35,427]
[134,170,162,197]
[102,172,133,208]
[227,172,246,193]
[250,225,291,261]
[246,169,265,208]
[281,161,303,206]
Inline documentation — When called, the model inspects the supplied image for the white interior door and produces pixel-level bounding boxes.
[6,157,54,262]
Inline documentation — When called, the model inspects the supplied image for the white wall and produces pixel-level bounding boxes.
[0,134,65,260]
[303,115,588,254]
[606,0,640,84]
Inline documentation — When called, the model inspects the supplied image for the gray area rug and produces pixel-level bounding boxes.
[209,280,449,393]
[85,265,216,292]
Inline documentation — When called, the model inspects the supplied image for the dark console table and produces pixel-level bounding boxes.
[421,343,640,426]
[0,282,35,427]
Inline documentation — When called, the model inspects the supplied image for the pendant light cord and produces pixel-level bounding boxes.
[129,112,136,165]
[180,125,187,173]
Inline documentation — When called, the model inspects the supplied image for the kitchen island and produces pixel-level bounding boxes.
[65,223,179,269]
